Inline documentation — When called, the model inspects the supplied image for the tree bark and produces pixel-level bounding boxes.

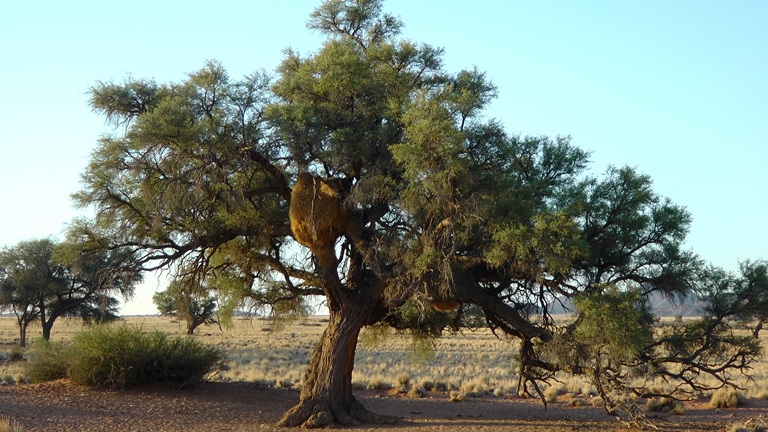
[276,298,398,428]
[276,245,397,428]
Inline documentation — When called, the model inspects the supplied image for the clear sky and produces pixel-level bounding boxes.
[1,1,766,315]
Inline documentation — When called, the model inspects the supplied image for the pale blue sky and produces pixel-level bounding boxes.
[1,1,765,314]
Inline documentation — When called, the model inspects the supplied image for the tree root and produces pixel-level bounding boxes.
[276,396,400,428]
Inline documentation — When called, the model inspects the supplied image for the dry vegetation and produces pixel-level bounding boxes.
[2,315,768,431]
[4,315,768,400]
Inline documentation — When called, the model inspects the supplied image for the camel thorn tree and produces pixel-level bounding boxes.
[76,0,763,427]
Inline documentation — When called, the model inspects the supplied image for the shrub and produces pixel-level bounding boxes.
[7,348,25,363]
[645,397,684,414]
[710,388,747,409]
[25,324,226,390]
[24,340,70,383]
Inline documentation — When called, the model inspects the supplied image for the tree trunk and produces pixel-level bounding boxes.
[19,321,28,347]
[41,317,53,341]
[276,245,397,428]
[752,320,763,339]
[276,300,398,428]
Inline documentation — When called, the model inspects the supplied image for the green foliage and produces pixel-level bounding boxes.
[0,234,141,345]
[153,278,219,335]
[389,300,454,340]
[731,260,768,337]
[25,324,226,390]
[7,347,24,362]
[458,304,487,329]
[24,339,70,383]
[542,285,655,375]
[73,0,767,425]
[659,316,760,365]
[572,285,654,365]
[0,239,59,345]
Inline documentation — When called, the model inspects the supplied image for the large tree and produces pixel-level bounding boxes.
[76,0,762,427]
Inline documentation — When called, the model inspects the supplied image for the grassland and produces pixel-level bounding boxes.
[2,315,768,406]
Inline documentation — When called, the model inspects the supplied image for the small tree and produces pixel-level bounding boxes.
[153,278,220,335]
[0,239,59,346]
[730,260,768,339]
[0,234,142,345]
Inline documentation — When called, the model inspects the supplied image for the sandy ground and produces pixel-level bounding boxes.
[2,379,768,432]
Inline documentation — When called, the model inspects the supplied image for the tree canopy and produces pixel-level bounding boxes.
[0,235,141,346]
[75,0,764,427]
[152,277,220,335]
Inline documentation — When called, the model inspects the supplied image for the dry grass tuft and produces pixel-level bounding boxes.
[0,417,24,432]
[645,397,684,414]
[710,388,747,409]
[544,383,566,403]
[366,376,391,390]
[727,416,768,432]
[406,384,426,399]
[448,390,466,402]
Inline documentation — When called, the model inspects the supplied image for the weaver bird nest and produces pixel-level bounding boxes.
[289,173,351,252]
[290,173,460,312]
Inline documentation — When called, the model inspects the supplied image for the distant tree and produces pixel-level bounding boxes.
[730,260,768,339]
[153,278,220,335]
[74,0,763,427]
[0,239,59,346]
[0,233,141,345]
[47,229,142,339]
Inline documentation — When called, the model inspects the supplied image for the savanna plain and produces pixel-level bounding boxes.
[1,316,768,432]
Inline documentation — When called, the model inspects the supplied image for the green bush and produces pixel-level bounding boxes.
[25,324,226,390]
[8,348,25,362]
[24,340,70,383]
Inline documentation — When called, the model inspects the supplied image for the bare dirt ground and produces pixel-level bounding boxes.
[2,379,768,432]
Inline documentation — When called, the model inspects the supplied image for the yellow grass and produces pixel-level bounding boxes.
[0,416,24,432]
[1,315,766,405]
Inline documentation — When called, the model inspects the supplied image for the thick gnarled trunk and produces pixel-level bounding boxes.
[276,300,397,428]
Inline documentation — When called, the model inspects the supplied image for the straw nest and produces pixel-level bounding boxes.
[289,173,351,253]
[429,299,460,312]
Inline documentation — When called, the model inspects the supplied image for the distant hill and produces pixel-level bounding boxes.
[646,292,705,317]
[548,291,704,317]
